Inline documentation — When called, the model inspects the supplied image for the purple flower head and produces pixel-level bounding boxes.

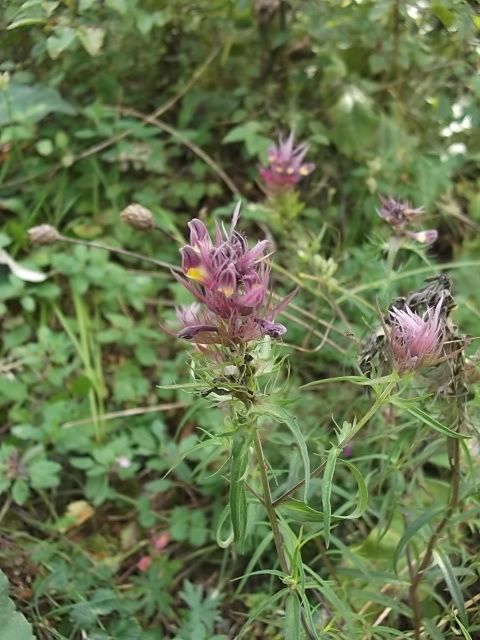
[377,195,438,245]
[388,297,444,374]
[173,202,295,345]
[259,131,315,193]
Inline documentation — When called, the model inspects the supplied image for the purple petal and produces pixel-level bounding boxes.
[177,324,218,340]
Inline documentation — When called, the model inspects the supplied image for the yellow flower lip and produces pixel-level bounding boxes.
[186,266,208,283]
[218,285,235,298]
[299,165,310,176]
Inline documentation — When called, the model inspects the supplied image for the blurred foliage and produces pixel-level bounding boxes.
[1,0,480,638]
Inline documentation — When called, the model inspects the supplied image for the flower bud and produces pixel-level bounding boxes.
[120,204,154,230]
[27,224,61,246]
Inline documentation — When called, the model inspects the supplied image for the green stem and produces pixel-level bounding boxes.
[252,430,316,640]
[253,430,289,575]
[273,379,398,507]
[60,235,180,272]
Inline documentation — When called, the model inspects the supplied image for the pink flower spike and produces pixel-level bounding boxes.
[260,131,315,193]
[170,202,295,345]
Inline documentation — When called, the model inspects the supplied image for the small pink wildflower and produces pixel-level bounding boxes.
[152,532,170,553]
[388,297,444,374]
[137,555,152,572]
[377,195,437,245]
[259,131,315,194]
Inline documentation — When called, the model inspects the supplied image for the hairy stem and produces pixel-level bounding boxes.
[253,430,289,574]
[253,429,315,640]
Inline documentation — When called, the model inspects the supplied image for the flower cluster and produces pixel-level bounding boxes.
[377,195,438,244]
[387,297,444,374]
[173,203,295,345]
[259,131,315,194]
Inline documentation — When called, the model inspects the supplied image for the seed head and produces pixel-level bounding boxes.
[27,224,61,246]
[120,204,155,230]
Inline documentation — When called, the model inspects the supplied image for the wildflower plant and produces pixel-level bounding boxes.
[25,213,474,640]
[258,131,315,235]
[159,202,470,638]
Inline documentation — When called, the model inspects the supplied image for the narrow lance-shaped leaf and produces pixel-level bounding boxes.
[393,506,443,572]
[334,460,369,520]
[285,592,301,640]
[229,433,251,552]
[390,398,469,440]
[433,549,467,625]
[322,444,339,548]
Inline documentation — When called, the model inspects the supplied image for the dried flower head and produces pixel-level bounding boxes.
[388,297,445,374]
[377,195,437,244]
[259,131,315,193]
[27,224,61,246]
[171,202,295,345]
[120,204,155,230]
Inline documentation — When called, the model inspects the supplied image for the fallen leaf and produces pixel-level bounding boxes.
[0,249,47,282]
[59,500,95,532]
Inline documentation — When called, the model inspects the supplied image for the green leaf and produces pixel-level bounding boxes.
[29,459,61,489]
[260,405,310,501]
[237,589,287,639]
[222,122,270,157]
[432,4,454,28]
[423,619,448,640]
[301,375,371,389]
[234,531,273,594]
[303,564,355,635]
[76,26,105,56]
[334,460,368,520]
[390,398,470,439]
[278,499,324,523]
[79,0,97,9]
[0,570,36,639]
[46,27,76,59]
[0,379,28,402]
[12,479,30,505]
[393,506,443,572]
[284,592,301,640]
[433,549,467,625]
[0,83,76,125]
[170,506,190,541]
[229,434,250,551]
[322,445,338,548]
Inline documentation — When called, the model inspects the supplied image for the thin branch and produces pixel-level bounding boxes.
[61,402,187,429]
[2,47,220,189]
[111,106,241,195]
